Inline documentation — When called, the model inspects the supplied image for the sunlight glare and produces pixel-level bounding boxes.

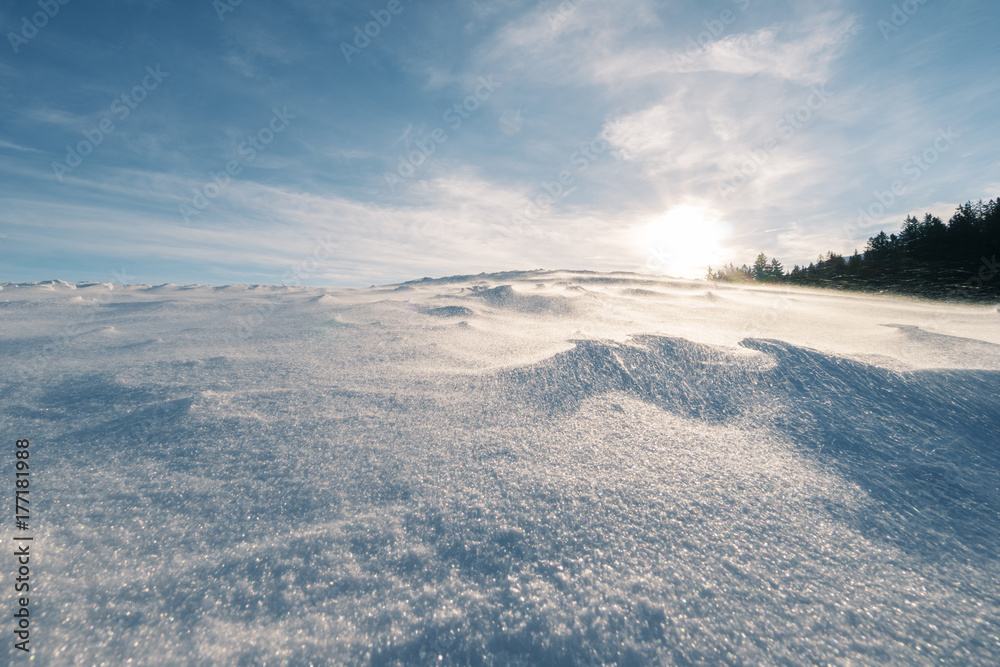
[638,205,730,279]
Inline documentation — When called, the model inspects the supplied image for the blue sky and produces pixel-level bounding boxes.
[1,0,997,285]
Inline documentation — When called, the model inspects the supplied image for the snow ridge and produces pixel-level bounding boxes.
[2,272,998,664]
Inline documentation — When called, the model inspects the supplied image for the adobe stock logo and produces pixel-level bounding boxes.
[673,0,751,68]
[340,0,408,64]
[180,107,296,224]
[51,66,169,182]
[877,0,932,41]
[383,76,501,190]
[213,0,246,21]
[848,127,959,239]
[7,0,72,54]
[512,134,607,225]
[719,84,831,201]
[545,0,583,29]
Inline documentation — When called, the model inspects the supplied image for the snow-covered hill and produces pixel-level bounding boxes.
[2,271,999,664]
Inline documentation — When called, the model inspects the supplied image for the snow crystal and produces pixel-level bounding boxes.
[2,271,998,664]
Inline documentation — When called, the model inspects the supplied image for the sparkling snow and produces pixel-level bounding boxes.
[2,271,999,664]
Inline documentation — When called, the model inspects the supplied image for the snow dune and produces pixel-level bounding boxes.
[1,271,999,664]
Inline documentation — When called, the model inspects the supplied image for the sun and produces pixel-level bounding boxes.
[637,205,730,279]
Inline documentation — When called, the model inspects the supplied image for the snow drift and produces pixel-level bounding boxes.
[1,270,998,664]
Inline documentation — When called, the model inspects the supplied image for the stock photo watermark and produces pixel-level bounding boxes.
[967,255,999,289]
[179,107,296,223]
[512,134,607,224]
[848,127,959,239]
[948,255,999,295]
[877,0,932,41]
[225,234,339,345]
[13,268,136,380]
[499,108,523,136]
[7,0,72,54]
[673,0,751,68]
[51,65,169,182]
[383,75,502,190]
[719,84,832,200]
[213,0,245,22]
[340,0,408,63]
[546,0,583,29]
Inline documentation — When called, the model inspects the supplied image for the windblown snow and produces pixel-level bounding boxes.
[2,271,999,665]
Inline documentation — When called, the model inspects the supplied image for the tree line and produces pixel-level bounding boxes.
[707,198,1000,300]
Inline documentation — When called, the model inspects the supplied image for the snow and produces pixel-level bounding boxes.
[2,271,999,664]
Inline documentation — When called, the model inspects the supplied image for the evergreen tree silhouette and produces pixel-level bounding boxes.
[707,196,999,300]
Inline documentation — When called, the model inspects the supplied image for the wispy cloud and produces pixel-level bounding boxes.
[0,0,998,284]
[668,13,858,84]
[0,139,43,153]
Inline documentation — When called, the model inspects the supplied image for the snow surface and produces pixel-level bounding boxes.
[2,270,999,665]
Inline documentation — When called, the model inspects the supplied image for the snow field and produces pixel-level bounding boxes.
[2,272,998,664]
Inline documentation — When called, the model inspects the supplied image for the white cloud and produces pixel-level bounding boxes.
[0,139,43,153]
[671,13,858,84]
[483,3,857,90]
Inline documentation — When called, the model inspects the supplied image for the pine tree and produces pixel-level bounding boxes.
[752,253,769,281]
[768,257,784,280]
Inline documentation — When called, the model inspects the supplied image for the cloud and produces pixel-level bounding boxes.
[0,139,43,153]
[482,2,857,91]
[669,13,858,84]
[589,9,861,249]
[1,0,998,285]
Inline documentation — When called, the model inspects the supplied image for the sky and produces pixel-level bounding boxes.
[0,0,997,286]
